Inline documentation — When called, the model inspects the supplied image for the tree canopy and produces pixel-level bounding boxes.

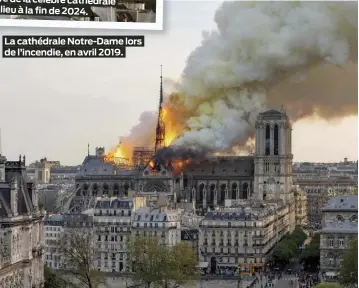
[56,228,106,288]
[44,266,65,288]
[272,227,307,267]
[300,233,320,272]
[338,239,358,288]
[127,236,199,288]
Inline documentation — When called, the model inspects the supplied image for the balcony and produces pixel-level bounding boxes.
[252,234,265,240]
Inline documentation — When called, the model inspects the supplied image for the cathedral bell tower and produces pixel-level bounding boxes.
[254,108,293,203]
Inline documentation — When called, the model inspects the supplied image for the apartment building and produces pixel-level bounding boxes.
[293,186,307,226]
[93,197,139,272]
[131,207,182,246]
[181,228,199,260]
[320,195,358,279]
[44,215,64,269]
[199,201,290,275]
[306,187,329,228]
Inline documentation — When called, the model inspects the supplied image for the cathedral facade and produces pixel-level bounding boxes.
[0,155,45,288]
[69,109,294,213]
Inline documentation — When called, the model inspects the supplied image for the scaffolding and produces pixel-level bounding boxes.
[132,146,154,167]
[112,157,131,167]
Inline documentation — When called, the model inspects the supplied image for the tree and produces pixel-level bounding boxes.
[44,266,65,288]
[272,228,307,267]
[127,236,199,288]
[127,236,166,288]
[300,233,320,272]
[313,283,344,288]
[272,241,293,266]
[56,228,107,288]
[338,239,358,288]
[291,227,307,246]
[167,242,199,287]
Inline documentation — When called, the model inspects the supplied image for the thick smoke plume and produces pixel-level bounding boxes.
[121,1,358,160]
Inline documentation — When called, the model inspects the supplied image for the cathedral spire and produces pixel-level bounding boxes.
[159,64,163,107]
[154,65,166,152]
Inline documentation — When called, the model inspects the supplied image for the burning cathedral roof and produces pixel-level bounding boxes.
[79,155,134,176]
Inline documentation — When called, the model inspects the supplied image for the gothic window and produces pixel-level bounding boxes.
[113,183,119,197]
[210,184,215,201]
[231,183,237,200]
[242,183,249,199]
[124,183,129,196]
[220,184,226,203]
[80,184,88,196]
[92,183,98,196]
[143,181,167,193]
[199,183,204,202]
[103,183,109,194]
[265,124,270,155]
[274,124,279,155]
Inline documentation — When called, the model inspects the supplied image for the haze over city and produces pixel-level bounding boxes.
[0,1,357,165]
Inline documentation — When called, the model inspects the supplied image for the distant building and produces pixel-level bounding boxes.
[306,187,328,228]
[293,159,358,212]
[320,195,358,280]
[27,158,79,184]
[131,207,182,247]
[0,154,45,287]
[44,215,64,269]
[27,158,51,183]
[198,201,290,275]
[293,186,307,226]
[93,197,138,272]
[181,228,199,261]
[38,184,64,213]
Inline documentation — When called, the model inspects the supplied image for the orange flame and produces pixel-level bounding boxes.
[104,96,187,167]
[163,104,182,146]
[149,160,155,168]
[104,142,133,165]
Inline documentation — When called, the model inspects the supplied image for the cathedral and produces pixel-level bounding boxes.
[69,108,295,213]
[0,155,45,288]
